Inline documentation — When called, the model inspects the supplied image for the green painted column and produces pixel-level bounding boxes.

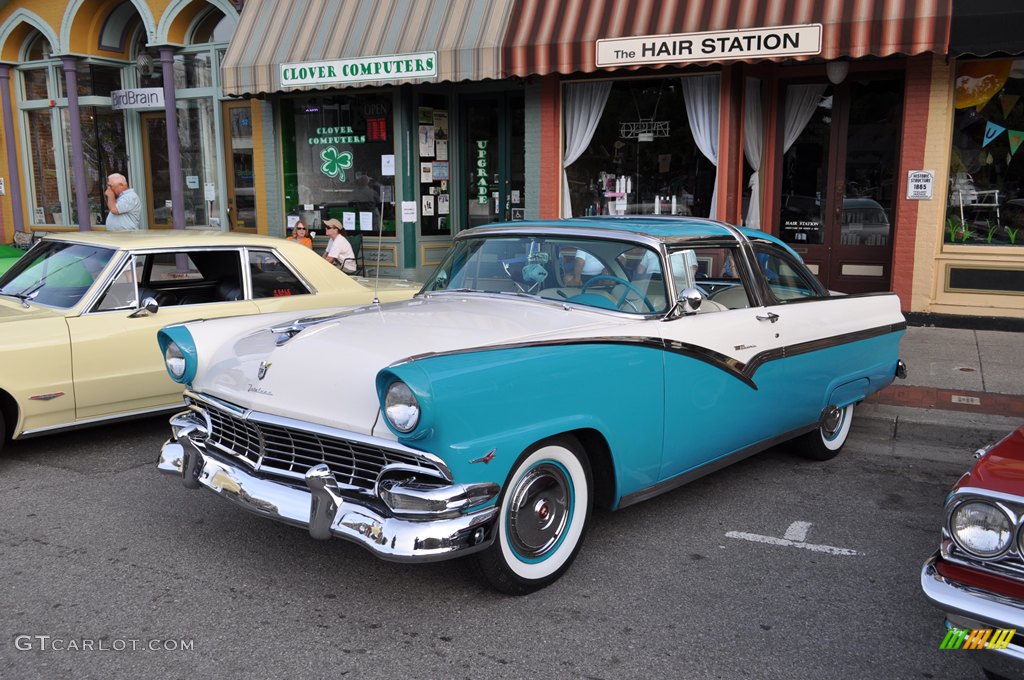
[399,85,417,269]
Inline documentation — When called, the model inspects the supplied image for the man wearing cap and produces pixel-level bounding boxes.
[323,218,357,274]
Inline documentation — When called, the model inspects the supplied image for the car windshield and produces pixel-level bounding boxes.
[0,241,116,309]
[421,235,670,314]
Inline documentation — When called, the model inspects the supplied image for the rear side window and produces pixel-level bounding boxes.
[754,246,827,302]
[249,250,311,298]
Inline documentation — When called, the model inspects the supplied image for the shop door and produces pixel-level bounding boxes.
[140,111,173,228]
[776,78,903,294]
[461,92,525,229]
[223,101,256,231]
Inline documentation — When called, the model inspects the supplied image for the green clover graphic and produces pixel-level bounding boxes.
[320,146,353,182]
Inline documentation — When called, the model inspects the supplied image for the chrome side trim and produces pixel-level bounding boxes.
[390,322,905,392]
[18,402,182,439]
[617,423,817,509]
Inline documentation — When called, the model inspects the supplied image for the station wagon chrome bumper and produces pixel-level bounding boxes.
[157,412,499,563]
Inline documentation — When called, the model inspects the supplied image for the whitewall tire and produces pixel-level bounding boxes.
[796,403,854,461]
[476,436,592,595]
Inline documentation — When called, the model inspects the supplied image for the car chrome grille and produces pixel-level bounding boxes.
[200,400,443,490]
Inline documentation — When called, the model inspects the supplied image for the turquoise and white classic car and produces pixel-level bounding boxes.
[156,217,906,594]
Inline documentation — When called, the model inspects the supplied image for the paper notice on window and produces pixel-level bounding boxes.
[359,211,373,231]
[401,201,417,222]
[287,215,300,230]
[437,194,450,215]
[343,212,355,231]
[420,162,433,183]
[419,125,435,157]
[381,154,396,176]
[435,139,448,161]
[422,194,435,216]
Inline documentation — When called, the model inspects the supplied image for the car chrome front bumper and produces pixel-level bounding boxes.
[921,552,1024,671]
[157,424,499,563]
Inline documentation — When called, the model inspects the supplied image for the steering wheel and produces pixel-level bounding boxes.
[581,275,655,312]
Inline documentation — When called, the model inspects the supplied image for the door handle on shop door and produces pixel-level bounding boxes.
[756,312,780,323]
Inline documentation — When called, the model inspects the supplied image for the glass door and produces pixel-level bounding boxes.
[140,111,173,228]
[776,77,902,294]
[223,102,255,231]
[461,92,525,230]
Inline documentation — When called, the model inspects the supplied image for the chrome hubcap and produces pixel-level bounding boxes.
[822,406,843,437]
[508,463,570,559]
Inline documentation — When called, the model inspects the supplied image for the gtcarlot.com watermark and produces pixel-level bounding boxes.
[14,635,194,652]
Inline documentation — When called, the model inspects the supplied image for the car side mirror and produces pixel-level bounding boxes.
[679,287,703,315]
[129,296,159,318]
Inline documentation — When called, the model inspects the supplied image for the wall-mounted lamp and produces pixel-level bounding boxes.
[826,60,849,85]
[136,52,154,77]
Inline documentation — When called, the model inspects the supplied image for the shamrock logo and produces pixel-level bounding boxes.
[320,146,353,182]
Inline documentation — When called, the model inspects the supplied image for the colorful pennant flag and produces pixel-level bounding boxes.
[983,121,1007,147]
[1001,94,1021,118]
[1009,129,1024,156]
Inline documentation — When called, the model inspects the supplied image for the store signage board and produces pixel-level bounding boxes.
[111,88,165,110]
[907,170,934,200]
[280,51,437,88]
[596,24,821,67]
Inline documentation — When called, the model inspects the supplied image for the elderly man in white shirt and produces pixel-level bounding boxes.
[104,173,142,231]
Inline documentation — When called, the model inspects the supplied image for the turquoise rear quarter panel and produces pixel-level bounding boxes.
[383,343,666,502]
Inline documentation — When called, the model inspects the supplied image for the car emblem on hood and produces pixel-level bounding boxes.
[258,361,272,380]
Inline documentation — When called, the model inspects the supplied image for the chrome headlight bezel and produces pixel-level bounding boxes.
[384,380,420,434]
[949,499,1014,559]
[164,341,186,380]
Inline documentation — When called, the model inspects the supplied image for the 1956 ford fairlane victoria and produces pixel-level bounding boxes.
[156,217,906,593]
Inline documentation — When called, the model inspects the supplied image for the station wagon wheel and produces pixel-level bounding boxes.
[476,435,592,595]
[795,403,855,461]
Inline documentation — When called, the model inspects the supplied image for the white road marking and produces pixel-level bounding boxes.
[783,520,813,542]
[726,521,860,556]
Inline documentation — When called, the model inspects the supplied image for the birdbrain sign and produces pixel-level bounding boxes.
[596,24,822,67]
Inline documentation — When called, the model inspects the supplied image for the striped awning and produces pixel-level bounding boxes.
[222,0,516,96]
[949,0,1024,57]
[502,0,953,77]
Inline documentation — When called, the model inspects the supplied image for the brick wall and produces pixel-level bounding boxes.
[537,74,561,219]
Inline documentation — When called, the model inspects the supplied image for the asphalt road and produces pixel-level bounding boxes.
[0,416,986,679]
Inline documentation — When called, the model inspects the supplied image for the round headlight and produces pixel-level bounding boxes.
[164,342,186,380]
[950,500,1013,557]
[384,381,420,433]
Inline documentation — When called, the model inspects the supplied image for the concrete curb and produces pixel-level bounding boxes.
[853,402,1020,451]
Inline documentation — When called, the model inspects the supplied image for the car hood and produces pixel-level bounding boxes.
[0,297,65,322]
[959,426,1024,497]
[195,294,626,436]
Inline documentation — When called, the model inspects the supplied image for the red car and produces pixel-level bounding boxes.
[922,425,1024,679]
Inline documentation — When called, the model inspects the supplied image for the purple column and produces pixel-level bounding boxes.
[0,65,25,234]
[62,56,91,231]
[159,46,185,229]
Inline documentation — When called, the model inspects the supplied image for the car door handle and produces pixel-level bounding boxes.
[756,312,780,323]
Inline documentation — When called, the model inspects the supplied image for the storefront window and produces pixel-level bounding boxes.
[75,63,121,97]
[947,59,1024,246]
[564,78,715,218]
[22,67,49,100]
[779,84,832,244]
[418,93,451,235]
[281,94,396,236]
[26,109,60,224]
[65,106,129,225]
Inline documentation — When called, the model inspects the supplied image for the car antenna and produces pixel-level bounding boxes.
[371,186,386,305]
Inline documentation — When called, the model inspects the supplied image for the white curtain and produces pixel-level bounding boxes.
[743,78,764,229]
[562,81,613,217]
[681,74,720,217]
[783,84,827,153]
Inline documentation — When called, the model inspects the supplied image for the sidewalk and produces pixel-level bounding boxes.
[854,326,1024,449]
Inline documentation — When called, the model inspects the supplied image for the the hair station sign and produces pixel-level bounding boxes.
[596,24,821,67]
[280,51,437,88]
